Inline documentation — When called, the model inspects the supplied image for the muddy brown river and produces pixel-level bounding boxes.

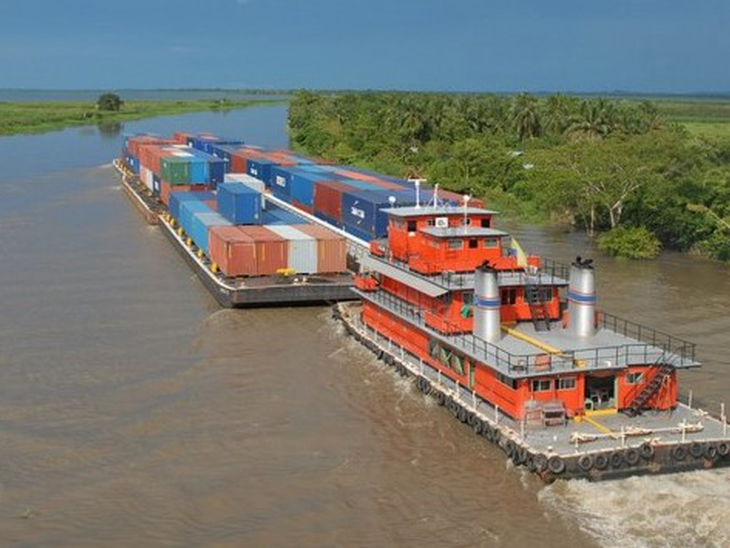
[0,105,728,546]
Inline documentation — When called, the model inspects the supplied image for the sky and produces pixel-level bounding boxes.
[0,0,728,93]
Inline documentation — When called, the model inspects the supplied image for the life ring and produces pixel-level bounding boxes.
[594,453,609,470]
[625,448,641,466]
[578,454,594,472]
[610,451,624,469]
[671,445,688,462]
[436,392,447,406]
[548,455,566,475]
[534,454,548,473]
[690,442,704,459]
[639,443,655,460]
[718,442,730,457]
[472,419,484,435]
[705,444,718,460]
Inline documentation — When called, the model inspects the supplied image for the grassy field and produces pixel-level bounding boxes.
[0,99,284,136]
[650,97,730,138]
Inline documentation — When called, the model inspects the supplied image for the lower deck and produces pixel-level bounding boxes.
[337,301,730,481]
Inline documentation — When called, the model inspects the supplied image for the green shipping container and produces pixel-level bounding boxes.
[160,156,190,184]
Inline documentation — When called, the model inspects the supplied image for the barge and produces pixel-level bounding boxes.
[337,204,730,481]
[114,158,355,307]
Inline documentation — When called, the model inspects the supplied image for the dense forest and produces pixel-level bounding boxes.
[289,91,730,261]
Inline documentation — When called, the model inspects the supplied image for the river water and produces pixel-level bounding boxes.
[0,104,728,546]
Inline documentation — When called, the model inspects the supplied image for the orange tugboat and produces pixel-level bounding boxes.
[337,200,730,481]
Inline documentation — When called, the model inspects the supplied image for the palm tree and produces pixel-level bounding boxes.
[565,98,616,141]
[510,93,542,141]
[543,94,577,135]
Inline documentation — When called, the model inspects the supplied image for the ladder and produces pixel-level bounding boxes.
[624,356,675,417]
[525,283,551,332]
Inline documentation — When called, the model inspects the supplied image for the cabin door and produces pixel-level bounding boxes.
[584,374,617,412]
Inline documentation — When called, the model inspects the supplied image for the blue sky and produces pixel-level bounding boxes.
[0,0,728,92]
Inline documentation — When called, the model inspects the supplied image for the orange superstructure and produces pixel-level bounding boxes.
[355,204,697,422]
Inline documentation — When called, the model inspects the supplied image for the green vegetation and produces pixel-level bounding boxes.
[599,226,661,259]
[0,98,283,136]
[97,92,124,111]
[289,91,730,261]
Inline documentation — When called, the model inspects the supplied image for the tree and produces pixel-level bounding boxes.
[510,93,542,141]
[97,93,123,112]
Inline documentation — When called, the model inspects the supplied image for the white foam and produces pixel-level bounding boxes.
[539,468,730,547]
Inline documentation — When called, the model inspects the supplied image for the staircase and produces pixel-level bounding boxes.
[624,362,674,417]
[525,284,551,332]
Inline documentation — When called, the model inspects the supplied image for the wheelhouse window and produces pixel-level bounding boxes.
[558,377,576,390]
[497,373,517,390]
[484,238,498,248]
[626,372,644,384]
[448,239,463,249]
[428,238,441,248]
[531,379,552,392]
[469,239,478,249]
[407,220,417,232]
[501,288,517,305]
[462,292,474,305]
[481,218,491,228]
[461,218,472,226]
[538,288,553,302]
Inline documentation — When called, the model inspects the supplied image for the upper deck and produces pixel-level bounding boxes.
[356,287,699,379]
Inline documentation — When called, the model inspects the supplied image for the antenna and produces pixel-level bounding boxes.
[463,194,471,233]
[414,180,421,209]
[433,184,439,209]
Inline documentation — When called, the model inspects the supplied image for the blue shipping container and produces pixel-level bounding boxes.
[341,190,417,239]
[180,200,214,236]
[187,212,232,255]
[216,183,262,224]
[169,191,215,222]
[246,158,275,187]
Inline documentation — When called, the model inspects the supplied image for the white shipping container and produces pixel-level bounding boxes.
[266,225,318,274]
[140,166,154,191]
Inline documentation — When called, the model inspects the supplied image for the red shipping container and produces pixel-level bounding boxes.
[237,226,288,275]
[209,226,256,277]
[161,182,209,206]
[173,132,189,145]
[229,148,266,173]
[291,199,314,215]
[313,180,356,221]
[294,224,347,273]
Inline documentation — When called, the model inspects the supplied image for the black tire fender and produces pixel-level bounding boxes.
[526,455,537,473]
[466,412,477,427]
[610,451,624,469]
[594,453,609,471]
[690,442,704,459]
[625,448,641,467]
[421,380,432,394]
[534,454,548,473]
[671,444,687,462]
[482,424,494,442]
[718,442,730,457]
[640,443,655,460]
[578,454,594,472]
[548,455,566,475]
[472,419,484,436]
[457,407,468,423]
[436,392,447,406]
[705,444,718,460]
[505,440,516,458]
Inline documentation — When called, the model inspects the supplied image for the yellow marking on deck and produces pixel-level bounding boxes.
[579,414,615,435]
[585,408,618,417]
[501,325,562,354]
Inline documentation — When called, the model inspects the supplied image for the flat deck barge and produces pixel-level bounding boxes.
[114,159,356,307]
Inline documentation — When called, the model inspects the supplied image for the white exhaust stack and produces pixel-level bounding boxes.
[474,262,501,343]
[568,257,596,337]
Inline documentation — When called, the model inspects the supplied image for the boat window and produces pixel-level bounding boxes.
[531,379,552,392]
[428,338,440,358]
[626,372,644,384]
[469,239,478,249]
[501,288,517,305]
[407,220,417,232]
[427,218,435,226]
[558,377,576,390]
[497,373,517,390]
[461,218,472,226]
[448,239,463,249]
[481,218,491,228]
[538,288,553,302]
[428,238,441,248]
[462,292,474,305]
[484,238,498,248]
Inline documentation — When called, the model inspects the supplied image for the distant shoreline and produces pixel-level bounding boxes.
[0,99,285,137]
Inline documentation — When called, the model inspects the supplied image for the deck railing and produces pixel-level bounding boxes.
[362,289,695,378]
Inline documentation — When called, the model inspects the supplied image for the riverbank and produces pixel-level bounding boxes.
[0,99,285,136]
